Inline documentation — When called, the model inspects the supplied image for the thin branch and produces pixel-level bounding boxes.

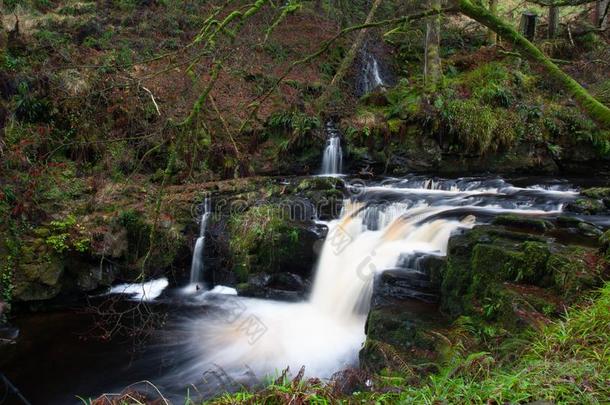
[140,86,161,116]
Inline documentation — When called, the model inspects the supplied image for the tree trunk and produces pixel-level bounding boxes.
[455,0,610,128]
[487,0,498,44]
[424,0,442,91]
[548,6,559,38]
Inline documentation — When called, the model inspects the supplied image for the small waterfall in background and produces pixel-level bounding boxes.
[360,49,385,94]
[321,121,343,175]
[190,197,211,287]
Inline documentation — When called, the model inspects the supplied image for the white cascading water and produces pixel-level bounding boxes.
[361,50,385,94]
[190,198,211,287]
[321,122,343,175]
[159,177,578,390]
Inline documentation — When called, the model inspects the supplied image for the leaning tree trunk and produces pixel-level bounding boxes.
[424,0,443,91]
[455,0,610,128]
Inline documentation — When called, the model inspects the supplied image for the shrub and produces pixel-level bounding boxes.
[441,99,516,154]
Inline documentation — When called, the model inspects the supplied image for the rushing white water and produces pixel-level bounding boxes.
[321,122,343,175]
[361,50,385,94]
[157,177,578,392]
[189,198,211,288]
[109,277,169,301]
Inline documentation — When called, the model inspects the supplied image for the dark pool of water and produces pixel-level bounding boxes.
[2,305,163,404]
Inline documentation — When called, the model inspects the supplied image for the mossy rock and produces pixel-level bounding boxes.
[492,214,551,233]
[360,303,442,373]
[227,204,305,282]
[471,240,550,285]
[580,187,610,199]
[565,198,607,215]
[439,225,600,328]
[556,215,584,228]
[13,247,64,301]
[546,246,604,299]
[295,176,342,192]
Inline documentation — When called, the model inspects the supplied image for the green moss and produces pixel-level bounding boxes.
[461,62,510,89]
[566,198,606,215]
[441,98,517,154]
[547,246,602,300]
[361,305,441,373]
[492,214,550,233]
[228,204,301,281]
[581,187,610,199]
[295,176,341,192]
[440,226,573,327]
[12,241,64,301]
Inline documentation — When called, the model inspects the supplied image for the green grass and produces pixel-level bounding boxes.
[204,282,610,404]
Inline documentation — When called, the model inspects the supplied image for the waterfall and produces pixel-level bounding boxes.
[321,122,343,175]
[309,201,474,319]
[189,198,211,287]
[167,177,577,385]
[361,50,385,94]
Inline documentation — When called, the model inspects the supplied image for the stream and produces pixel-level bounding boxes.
[2,174,606,404]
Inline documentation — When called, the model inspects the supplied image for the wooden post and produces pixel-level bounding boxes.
[548,6,559,38]
[519,11,538,41]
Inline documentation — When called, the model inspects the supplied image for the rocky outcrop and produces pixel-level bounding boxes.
[360,214,609,374]
[341,116,610,177]
[360,253,448,373]
[9,207,190,303]
[440,222,607,329]
[5,176,344,304]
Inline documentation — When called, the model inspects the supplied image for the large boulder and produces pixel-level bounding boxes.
[440,224,606,329]
[566,187,610,215]
[236,272,310,301]
[187,176,343,288]
[227,203,316,282]
[13,241,64,302]
[360,295,446,374]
